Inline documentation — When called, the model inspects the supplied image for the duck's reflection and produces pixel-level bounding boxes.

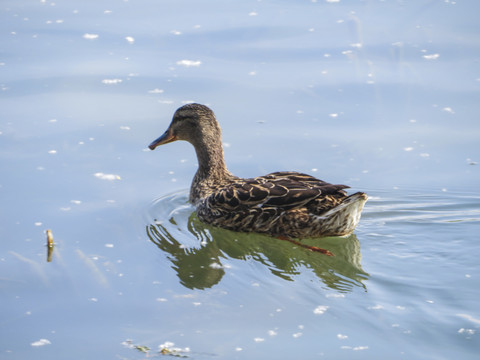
[146,211,369,291]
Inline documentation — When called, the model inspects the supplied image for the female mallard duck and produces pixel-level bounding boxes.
[149,103,367,254]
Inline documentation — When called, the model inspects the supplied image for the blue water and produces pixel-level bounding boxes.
[1,0,479,359]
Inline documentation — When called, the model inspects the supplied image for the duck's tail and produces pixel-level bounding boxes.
[320,192,368,236]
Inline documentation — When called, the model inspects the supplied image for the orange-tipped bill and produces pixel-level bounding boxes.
[148,130,176,150]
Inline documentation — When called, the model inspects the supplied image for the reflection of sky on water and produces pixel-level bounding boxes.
[2,0,478,195]
[1,1,480,359]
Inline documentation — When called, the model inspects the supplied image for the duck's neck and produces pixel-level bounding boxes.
[189,136,234,204]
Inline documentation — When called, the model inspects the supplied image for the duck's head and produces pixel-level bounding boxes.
[148,103,221,150]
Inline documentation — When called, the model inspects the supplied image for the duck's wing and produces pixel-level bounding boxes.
[265,171,348,192]
[206,171,349,211]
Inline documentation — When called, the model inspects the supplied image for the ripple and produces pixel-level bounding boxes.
[361,191,480,224]
[144,191,369,291]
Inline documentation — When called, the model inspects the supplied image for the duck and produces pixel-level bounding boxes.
[149,103,367,254]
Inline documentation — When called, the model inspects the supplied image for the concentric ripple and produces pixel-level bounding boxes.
[144,190,369,291]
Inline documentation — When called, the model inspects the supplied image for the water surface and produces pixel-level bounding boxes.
[1,0,479,359]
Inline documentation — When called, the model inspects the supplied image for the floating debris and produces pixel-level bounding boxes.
[46,229,54,262]
[123,339,190,357]
[159,341,190,357]
[135,345,150,353]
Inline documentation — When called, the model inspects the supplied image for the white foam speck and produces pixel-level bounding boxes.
[403,147,414,152]
[249,11,258,16]
[83,33,99,40]
[268,330,277,336]
[458,328,475,335]
[125,36,135,44]
[423,53,440,60]
[94,172,121,181]
[326,293,345,298]
[353,346,369,351]
[120,126,130,130]
[105,243,114,248]
[292,332,303,338]
[313,305,329,314]
[442,107,455,114]
[48,150,57,154]
[101,78,122,85]
[253,337,264,342]
[337,334,348,340]
[31,339,51,347]
[148,88,164,94]
[176,59,202,67]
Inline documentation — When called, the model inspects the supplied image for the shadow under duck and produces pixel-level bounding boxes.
[149,103,367,253]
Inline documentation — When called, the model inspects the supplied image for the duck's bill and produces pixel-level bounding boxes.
[148,130,177,150]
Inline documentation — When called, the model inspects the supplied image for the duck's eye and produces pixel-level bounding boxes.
[185,119,199,129]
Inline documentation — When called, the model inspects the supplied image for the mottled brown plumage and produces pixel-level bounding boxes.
[149,103,367,240]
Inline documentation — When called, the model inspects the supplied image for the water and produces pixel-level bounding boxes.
[1,0,479,359]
